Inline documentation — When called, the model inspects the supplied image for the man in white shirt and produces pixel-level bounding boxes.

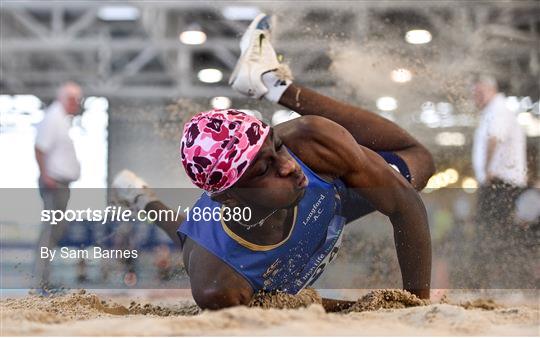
[472,76,527,189]
[471,75,528,287]
[34,82,82,290]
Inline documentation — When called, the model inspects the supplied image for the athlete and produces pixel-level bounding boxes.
[113,14,434,311]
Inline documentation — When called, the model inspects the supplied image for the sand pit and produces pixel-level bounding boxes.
[249,288,323,309]
[1,289,538,336]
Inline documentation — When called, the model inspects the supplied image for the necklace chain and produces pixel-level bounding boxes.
[236,208,280,230]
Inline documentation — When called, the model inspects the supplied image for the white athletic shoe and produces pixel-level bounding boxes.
[111,169,158,211]
[229,13,292,100]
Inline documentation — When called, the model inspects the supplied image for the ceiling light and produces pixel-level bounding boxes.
[83,97,109,112]
[98,6,140,21]
[391,68,412,83]
[420,110,440,128]
[435,132,465,146]
[426,174,443,190]
[376,97,398,111]
[211,96,231,110]
[420,101,440,128]
[197,69,223,83]
[222,6,261,21]
[180,25,207,45]
[444,168,459,184]
[461,177,478,194]
[405,29,432,44]
[13,95,42,112]
[438,173,450,187]
[0,95,13,114]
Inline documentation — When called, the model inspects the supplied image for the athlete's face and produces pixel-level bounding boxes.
[228,128,308,210]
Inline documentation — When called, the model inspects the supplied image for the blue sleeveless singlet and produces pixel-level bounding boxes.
[178,149,346,294]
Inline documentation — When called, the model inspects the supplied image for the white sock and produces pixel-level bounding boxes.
[262,71,292,103]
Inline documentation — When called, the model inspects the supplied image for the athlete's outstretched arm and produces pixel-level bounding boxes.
[278,85,435,190]
[297,117,432,299]
[347,149,432,299]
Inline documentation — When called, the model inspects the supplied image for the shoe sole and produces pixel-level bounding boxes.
[228,13,272,87]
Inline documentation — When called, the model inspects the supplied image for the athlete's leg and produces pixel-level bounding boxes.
[279,84,435,190]
[229,14,434,190]
[280,85,412,150]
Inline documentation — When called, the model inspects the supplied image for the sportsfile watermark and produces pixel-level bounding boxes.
[41,205,182,225]
[1,188,538,289]
[41,205,253,225]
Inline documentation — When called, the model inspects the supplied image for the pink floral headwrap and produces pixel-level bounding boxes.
[180,109,270,194]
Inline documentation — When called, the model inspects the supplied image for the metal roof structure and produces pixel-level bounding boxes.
[1,1,539,99]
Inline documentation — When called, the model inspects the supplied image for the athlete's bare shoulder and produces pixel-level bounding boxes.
[274,115,358,179]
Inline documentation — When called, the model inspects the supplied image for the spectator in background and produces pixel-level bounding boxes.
[471,75,527,287]
[472,75,527,224]
[33,82,82,290]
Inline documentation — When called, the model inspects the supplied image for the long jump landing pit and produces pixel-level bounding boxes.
[1,289,538,336]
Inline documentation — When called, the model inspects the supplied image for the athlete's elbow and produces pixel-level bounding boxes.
[193,286,252,310]
[388,181,424,218]
[295,115,332,135]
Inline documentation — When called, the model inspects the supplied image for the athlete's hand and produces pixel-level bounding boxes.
[111,169,158,211]
[409,288,430,300]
